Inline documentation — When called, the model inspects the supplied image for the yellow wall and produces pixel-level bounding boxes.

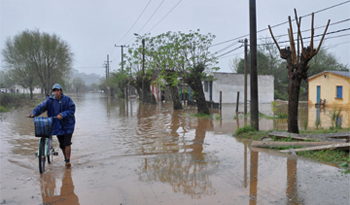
[308,72,350,106]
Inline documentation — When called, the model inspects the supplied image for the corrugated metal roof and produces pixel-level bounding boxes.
[309,70,350,79]
[327,71,350,78]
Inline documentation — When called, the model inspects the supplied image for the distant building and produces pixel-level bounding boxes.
[7,85,42,94]
[308,71,350,107]
[203,72,274,104]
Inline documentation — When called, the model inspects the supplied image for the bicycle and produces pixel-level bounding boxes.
[28,116,58,174]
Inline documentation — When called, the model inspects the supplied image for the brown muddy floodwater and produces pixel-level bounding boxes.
[0,93,349,205]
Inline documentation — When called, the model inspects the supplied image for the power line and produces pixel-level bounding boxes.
[302,0,350,16]
[214,41,240,54]
[146,0,183,33]
[217,29,349,58]
[137,0,165,34]
[258,18,350,41]
[116,0,152,45]
[217,51,245,59]
[216,45,243,58]
[268,28,350,46]
[211,0,350,48]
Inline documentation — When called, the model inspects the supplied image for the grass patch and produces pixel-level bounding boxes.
[193,113,211,118]
[300,127,350,135]
[0,93,44,112]
[213,114,221,120]
[259,112,287,119]
[234,125,270,140]
[272,136,318,142]
[0,106,9,112]
[270,145,304,150]
[233,127,349,171]
[298,149,349,164]
[235,125,255,135]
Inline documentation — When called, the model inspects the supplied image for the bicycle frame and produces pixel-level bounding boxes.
[38,136,54,157]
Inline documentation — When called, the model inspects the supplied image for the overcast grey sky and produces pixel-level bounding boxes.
[1,0,349,77]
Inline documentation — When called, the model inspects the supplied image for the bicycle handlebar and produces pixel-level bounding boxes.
[26,115,57,119]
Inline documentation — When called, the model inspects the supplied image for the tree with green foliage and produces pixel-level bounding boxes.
[176,30,219,114]
[125,36,156,103]
[0,70,16,90]
[71,77,85,93]
[146,31,184,109]
[2,29,74,97]
[107,69,130,98]
[124,30,218,112]
[146,30,218,113]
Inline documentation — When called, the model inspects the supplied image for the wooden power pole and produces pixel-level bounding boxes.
[249,0,259,131]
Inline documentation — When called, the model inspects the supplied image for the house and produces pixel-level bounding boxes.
[308,71,350,107]
[202,72,274,104]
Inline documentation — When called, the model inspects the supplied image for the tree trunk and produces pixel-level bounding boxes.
[184,64,209,115]
[288,75,302,133]
[109,88,115,97]
[30,86,33,100]
[170,85,182,109]
[191,82,209,114]
[164,70,183,109]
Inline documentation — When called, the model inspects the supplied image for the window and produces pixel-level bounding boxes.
[336,86,343,98]
[204,81,208,92]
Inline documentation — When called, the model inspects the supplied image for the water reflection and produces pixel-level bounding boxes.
[308,105,350,129]
[249,151,258,205]
[40,169,79,205]
[286,158,301,204]
[225,102,350,131]
[137,109,219,198]
[245,148,307,204]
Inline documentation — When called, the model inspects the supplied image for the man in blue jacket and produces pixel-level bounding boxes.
[29,83,76,168]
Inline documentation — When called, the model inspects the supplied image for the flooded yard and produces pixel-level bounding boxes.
[0,93,349,204]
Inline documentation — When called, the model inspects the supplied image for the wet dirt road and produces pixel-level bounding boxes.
[0,93,349,205]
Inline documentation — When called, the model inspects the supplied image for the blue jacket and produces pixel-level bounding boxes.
[31,94,76,135]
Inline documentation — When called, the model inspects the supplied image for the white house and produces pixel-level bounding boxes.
[202,72,274,104]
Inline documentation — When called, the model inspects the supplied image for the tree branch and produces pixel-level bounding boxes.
[310,13,314,57]
[268,25,281,55]
[315,19,331,55]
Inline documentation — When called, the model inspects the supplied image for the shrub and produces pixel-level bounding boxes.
[235,125,255,135]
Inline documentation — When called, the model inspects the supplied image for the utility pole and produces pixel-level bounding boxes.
[115,45,129,100]
[134,33,145,104]
[114,45,129,71]
[103,63,108,79]
[141,38,145,104]
[104,55,112,95]
[104,54,112,79]
[249,0,259,131]
[244,38,248,115]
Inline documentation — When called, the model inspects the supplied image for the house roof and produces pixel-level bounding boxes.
[308,70,350,80]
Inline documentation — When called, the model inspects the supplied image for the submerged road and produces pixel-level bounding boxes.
[0,93,349,204]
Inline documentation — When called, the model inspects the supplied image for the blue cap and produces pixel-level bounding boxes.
[52,83,63,91]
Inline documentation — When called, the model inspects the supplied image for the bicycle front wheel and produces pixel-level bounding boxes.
[39,139,46,174]
[47,138,53,164]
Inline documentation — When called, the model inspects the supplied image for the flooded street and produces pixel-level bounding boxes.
[0,93,349,204]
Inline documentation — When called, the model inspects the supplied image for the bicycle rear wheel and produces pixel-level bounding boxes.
[39,139,46,174]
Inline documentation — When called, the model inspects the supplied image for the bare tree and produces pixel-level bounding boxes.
[229,56,241,73]
[269,10,330,133]
[2,29,74,96]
